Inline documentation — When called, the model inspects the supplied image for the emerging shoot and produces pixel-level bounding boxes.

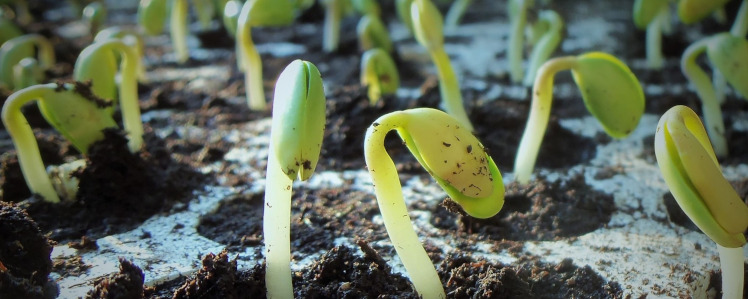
[677,0,730,24]
[507,0,533,83]
[522,9,563,86]
[360,48,399,105]
[0,34,55,91]
[82,1,107,36]
[94,27,147,81]
[654,105,748,299]
[263,60,326,299]
[411,0,474,131]
[364,107,505,299]
[321,0,351,52]
[515,52,644,184]
[633,0,669,69]
[137,0,189,63]
[357,14,393,52]
[444,0,472,32]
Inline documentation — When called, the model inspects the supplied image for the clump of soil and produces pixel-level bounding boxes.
[0,201,56,298]
[171,250,265,299]
[85,258,145,299]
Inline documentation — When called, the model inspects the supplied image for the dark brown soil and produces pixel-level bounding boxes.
[85,258,145,299]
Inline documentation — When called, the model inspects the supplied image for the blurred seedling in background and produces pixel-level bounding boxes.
[94,27,147,81]
[82,1,106,36]
[522,9,563,86]
[360,48,399,105]
[0,34,55,91]
[444,0,472,32]
[138,0,189,63]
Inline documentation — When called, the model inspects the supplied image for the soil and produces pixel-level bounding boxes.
[0,0,746,298]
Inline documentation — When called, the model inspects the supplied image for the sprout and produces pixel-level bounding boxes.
[2,0,31,25]
[522,9,563,86]
[237,0,295,110]
[0,12,23,46]
[514,52,644,184]
[222,0,241,37]
[507,0,533,83]
[633,0,669,69]
[82,1,107,36]
[73,39,144,152]
[0,34,55,91]
[677,0,730,24]
[263,60,326,299]
[1,82,118,203]
[680,33,748,158]
[94,27,147,81]
[444,0,472,32]
[654,105,748,299]
[193,0,215,30]
[364,108,505,298]
[351,0,380,16]
[12,57,41,89]
[357,14,392,52]
[137,0,189,63]
[411,0,474,131]
[396,0,414,34]
[360,48,399,105]
[321,0,352,53]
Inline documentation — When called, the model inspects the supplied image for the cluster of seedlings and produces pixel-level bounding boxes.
[0,0,746,298]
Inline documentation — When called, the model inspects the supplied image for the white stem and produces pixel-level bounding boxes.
[171,0,189,63]
[263,143,294,299]
[431,48,473,132]
[646,6,665,70]
[323,0,342,53]
[508,0,528,83]
[238,25,266,110]
[716,244,745,299]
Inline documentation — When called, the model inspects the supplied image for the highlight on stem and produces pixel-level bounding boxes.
[411,0,474,131]
[514,52,645,184]
[360,48,399,105]
[654,105,748,299]
[263,59,326,299]
[0,34,55,91]
[364,107,505,298]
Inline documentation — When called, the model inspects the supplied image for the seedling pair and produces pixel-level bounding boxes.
[0,34,55,91]
[364,108,505,298]
[654,105,747,299]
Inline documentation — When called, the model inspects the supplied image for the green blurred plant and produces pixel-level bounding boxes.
[1,82,118,203]
[137,0,189,63]
[0,34,55,91]
[633,0,669,69]
[263,60,326,299]
[82,1,107,36]
[73,39,144,152]
[522,9,563,86]
[222,0,241,37]
[677,0,730,24]
[364,107,505,299]
[507,0,533,83]
[515,52,644,183]
[396,0,414,34]
[0,11,23,46]
[654,105,747,299]
[411,0,474,131]
[322,0,353,52]
[360,48,399,105]
[94,27,148,81]
[193,0,215,29]
[444,0,472,32]
[0,0,31,25]
[357,14,392,52]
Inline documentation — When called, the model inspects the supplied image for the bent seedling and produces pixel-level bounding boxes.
[522,9,563,86]
[514,52,645,184]
[0,34,55,91]
[654,105,748,299]
[360,48,399,105]
[364,108,505,299]
[633,0,669,69]
[137,0,189,63]
[263,60,326,299]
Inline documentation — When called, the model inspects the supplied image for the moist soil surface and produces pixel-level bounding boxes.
[1,0,747,298]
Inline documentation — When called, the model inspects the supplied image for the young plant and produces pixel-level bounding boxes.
[677,0,730,24]
[0,34,55,91]
[654,105,748,299]
[1,82,118,203]
[222,0,241,37]
[94,27,147,81]
[73,39,144,152]
[444,0,472,32]
[82,1,107,36]
[633,0,669,69]
[411,0,474,131]
[237,0,295,110]
[680,33,748,158]
[360,48,399,105]
[522,9,563,86]
[514,52,645,184]
[396,0,414,34]
[12,57,41,89]
[357,14,393,52]
[263,60,326,299]
[137,0,189,63]
[507,0,533,83]
[364,107,505,299]
[0,12,23,46]
[321,0,352,52]
[193,0,215,30]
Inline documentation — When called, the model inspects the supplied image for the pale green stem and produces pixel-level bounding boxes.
[444,0,472,32]
[323,0,342,53]
[661,5,672,35]
[238,27,266,110]
[367,75,382,106]
[716,244,745,299]
[430,48,474,132]
[108,42,144,152]
[508,0,529,83]
[646,6,666,70]
[364,113,446,299]
[263,143,294,299]
[12,58,38,89]
[193,0,215,30]
[1,84,60,203]
[731,0,748,37]
[523,10,563,86]
[713,69,727,105]
[514,56,577,184]
[681,39,728,157]
[171,0,189,63]
[714,6,728,24]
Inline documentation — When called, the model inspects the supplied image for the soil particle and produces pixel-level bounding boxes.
[171,250,260,299]
[52,255,91,278]
[85,258,145,299]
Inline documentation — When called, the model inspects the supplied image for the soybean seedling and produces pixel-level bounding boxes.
[94,27,147,81]
[73,38,144,152]
[677,0,730,24]
[222,0,241,37]
[444,0,472,32]
[681,28,748,158]
[633,0,669,69]
[507,0,533,83]
[364,108,505,299]
[360,48,399,105]
[396,0,414,34]
[654,105,748,299]
[1,82,118,203]
[82,1,107,36]
[357,14,393,52]
[137,0,189,63]
[237,0,295,110]
[0,12,23,46]
[321,0,352,52]
[263,60,326,299]
[514,52,645,184]
[0,34,55,91]
[411,0,474,131]
[522,9,563,87]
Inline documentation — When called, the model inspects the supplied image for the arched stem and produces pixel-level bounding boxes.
[107,42,144,152]
[430,47,473,132]
[523,10,563,86]
[1,84,60,203]
[514,56,577,184]
[646,5,666,69]
[263,143,294,299]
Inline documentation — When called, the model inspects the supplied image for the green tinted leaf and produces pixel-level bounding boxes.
[245,0,295,27]
[633,0,668,29]
[677,0,730,24]
[706,33,748,99]
[571,52,645,138]
[138,0,168,35]
[357,15,393,52]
